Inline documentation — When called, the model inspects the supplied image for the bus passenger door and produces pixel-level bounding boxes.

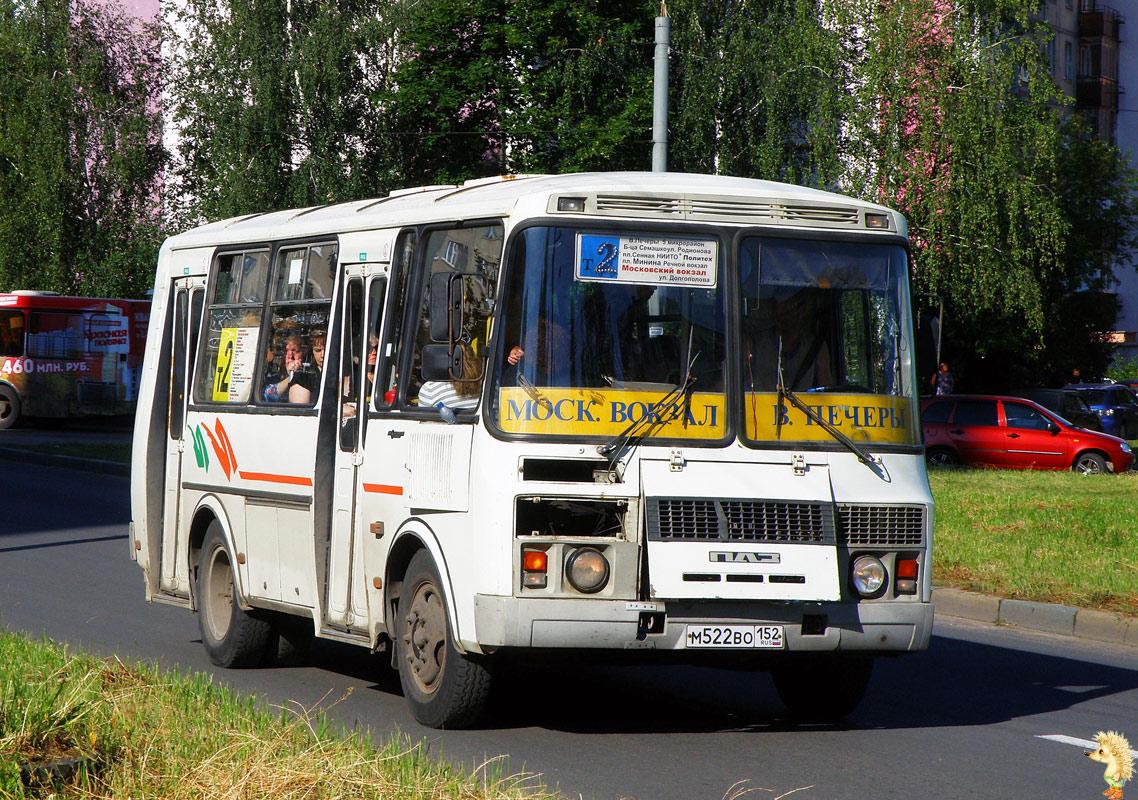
[160,278,204,598]
[326,269,387,630]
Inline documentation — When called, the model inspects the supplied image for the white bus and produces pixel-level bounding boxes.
[130,172,933,728]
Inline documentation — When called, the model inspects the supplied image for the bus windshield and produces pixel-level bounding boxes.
[491,225,727,441]
[740,237,919,445]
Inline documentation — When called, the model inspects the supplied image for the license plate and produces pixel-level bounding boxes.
[684,624,784,649]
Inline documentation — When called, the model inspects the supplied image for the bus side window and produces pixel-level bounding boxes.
[406,224,502,409]
[339,278,364,451]
[261,243,336,406]
[193,249,270,404]
[378,230,417,409]
[365,277,387,411]
[0,310,24,357]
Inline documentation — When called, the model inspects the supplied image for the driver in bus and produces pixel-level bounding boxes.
[745,287,833,392]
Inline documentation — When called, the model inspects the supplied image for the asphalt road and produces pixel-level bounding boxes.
[1,455,1136,800]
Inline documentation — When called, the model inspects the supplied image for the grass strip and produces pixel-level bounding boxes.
[0,632,553,800]
[929,468,1138,616]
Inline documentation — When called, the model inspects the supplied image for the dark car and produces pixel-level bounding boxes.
[1013,389,1103,432]
[921,394,1133,474]
[1068,383,1138,439]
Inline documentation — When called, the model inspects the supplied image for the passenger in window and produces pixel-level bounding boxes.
[418,342,481,414]
[309,332,326,374]
[294,332,326,403]
[263,335,317,403]
[343,336,379,418]
[366,334,378,390]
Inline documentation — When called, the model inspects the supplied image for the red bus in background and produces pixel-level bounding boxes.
[0,291,150,429]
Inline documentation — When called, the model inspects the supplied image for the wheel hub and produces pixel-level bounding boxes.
[204,549,234,641]
[403,583,446,693]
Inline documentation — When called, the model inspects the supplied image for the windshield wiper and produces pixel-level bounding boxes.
[598,351,699,462]
[517,373,552,413]
[776,339,890,482]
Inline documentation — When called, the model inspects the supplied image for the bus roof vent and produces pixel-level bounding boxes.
[687,197,780,221]
[782,204,860,225]
[588,194,864,227]
[595,194,683,216]
[11,290,61,296]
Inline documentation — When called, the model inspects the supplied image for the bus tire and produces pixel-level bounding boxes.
[772,655,873,721]
[0,385,20,430]
[395,549,492,729]
[197,521,273,668]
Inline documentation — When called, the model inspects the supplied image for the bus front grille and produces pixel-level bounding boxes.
[836,504,926,547]
[647,498,834,545]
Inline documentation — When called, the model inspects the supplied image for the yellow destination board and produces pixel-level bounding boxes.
[497,389,918,444]
[498,387,726,438]
[745,392,919,444]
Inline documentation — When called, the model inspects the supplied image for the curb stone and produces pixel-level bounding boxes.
[933,587,1138,648]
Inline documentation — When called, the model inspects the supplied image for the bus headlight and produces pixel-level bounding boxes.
[851,555,886,597]
[566,547,609,594]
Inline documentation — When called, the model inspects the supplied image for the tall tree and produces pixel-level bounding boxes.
[669,0,847,184]
[0,0,164,297]
[376,0,515,185]
[1041,117,1138,381]
[165,0,397,224]
[824,0,1127,386]
[508,0,656,174]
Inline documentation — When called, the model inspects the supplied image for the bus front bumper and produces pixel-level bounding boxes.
[472,595,933,653]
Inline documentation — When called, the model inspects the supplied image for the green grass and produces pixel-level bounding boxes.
[0,442,131,464]
[0,633,551,800]
[929,468,1138,616]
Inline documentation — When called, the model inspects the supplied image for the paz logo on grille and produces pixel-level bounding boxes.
[709,551,780,564]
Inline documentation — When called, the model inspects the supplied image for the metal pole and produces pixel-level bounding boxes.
[652,5,670,172]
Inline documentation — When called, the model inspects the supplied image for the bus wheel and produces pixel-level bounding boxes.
[197,521,273,668]
[0,386,20,430]
[396,550,492,728]
[771,655,873,721]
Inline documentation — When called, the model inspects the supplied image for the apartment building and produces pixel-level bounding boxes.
[1047,0,1138,359]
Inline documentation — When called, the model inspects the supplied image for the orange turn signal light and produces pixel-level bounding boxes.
[523,550,548,572]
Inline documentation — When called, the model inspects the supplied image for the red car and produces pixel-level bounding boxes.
[922,394,1134,474]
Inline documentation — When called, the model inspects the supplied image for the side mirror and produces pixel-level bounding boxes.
[421,343,461,381]
[429,271,461,343]
[1050,422,1061,435]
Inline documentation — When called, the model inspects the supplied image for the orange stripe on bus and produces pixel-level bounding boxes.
[362,483,404,495]
[237,471,313,487]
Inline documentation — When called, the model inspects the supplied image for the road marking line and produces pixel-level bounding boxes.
[1037,734,1138,759]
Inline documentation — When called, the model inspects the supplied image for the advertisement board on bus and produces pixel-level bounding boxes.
[0,291,151,428]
